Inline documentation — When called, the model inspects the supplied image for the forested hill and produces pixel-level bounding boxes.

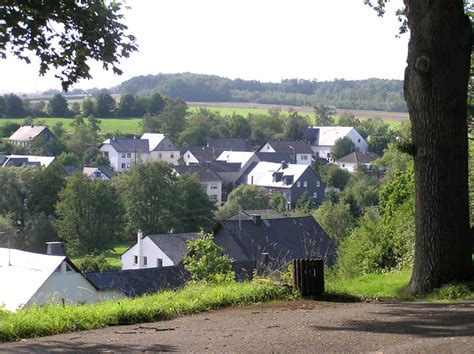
[114,73,407,112]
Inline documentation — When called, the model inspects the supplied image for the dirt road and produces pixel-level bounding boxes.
[2,300,473,352]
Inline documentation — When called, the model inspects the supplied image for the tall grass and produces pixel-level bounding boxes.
[0,280,292,342]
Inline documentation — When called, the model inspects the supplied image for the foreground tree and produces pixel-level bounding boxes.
[0,1,137,90]
[367,1,472,293]
[216,185,270,220]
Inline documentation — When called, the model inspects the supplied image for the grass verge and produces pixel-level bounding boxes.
[325,269,474,302]
[0,280,293,342]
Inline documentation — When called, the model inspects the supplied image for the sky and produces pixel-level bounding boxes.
[0,0,408,94]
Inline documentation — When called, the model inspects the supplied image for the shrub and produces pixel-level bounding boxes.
[77,253,113,273]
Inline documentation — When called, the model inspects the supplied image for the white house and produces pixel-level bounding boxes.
[257,141,313,165]
[174,165,223,205]
[99,133,180,172]
[82,166,114,180]
[0,248,119,312]
[121,231,198,270]
[304,126,368,162]
[335,151,380,173]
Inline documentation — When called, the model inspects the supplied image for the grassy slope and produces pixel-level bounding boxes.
[0,280,292,342]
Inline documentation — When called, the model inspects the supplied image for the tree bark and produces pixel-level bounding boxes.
[405,0,473,294]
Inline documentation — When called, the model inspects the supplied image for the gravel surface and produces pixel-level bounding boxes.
[1,300,473,352]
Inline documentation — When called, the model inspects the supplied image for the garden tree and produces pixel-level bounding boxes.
[174,174,216,232]
[0,1,137,91]
[29,101,47,117]
[117,94,137,117]
[283,111,308,141]
[47,94,71,117]
[77,253,113,273]
[0,122,20,137]
[93,93,116,118]
[147,92,166,115]
[29,135,67,156]
[114,162,179,235]
[366,0,472,293]
[269,193,288,213]
[4,94,25,118]
[331,137,356,160]
[226,113,252,138]
[216,184,270,220]
[379,163,415,218]
[143,97,187,140]
[20,213,57,253]
[51,122,65,138]
[313,104,335,126]
[183,232,234,282]
[82,147,110,167]
[313,201,356,244]
[337,112,357,126]
[81,98,94,117]
[248,109,285,145]
[321,164,351,190]
[70,102,81,115]
[56,173,125,255]
[294,190,315,214]
[179,108,228,147]
[341,167,380,218]
[65,116,100,157]
[56,152,81,167]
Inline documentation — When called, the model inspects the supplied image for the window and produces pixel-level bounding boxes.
[297,181,301,188]
[303,181,308,187]
[170,154,174,159]
[327,152,331,158]
[158,153,162,158]
[301,155,308,160]
[121,163,126,169]
[133,255,138,265]
[126,163,131,169]
[358,139,361,143]
[210,194,218,201]
[313,192,318,199]
[65,263,74,272]
[121,153,126,158]
[250,176,254,184]
[157,258,163,267]
[187,153,190,158]
[210,185,218,190]
[143,256,148,267]
[316,181,321,187]
[127,153,131,158]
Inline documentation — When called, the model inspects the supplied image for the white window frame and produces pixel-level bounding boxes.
[303,181,308,187]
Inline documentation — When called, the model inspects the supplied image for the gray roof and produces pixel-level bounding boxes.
[213,216,337,267]
[336,151,380,164]
[228,209,286,221]
[148,233,199,264]
[184,146,219,163]
[9,126,52,142]
[208,160,241,173]
[262,141,313,154]
[108,138,149,153]
[174,165,223,182]
[256,152,293,163]
[208,138,253,152]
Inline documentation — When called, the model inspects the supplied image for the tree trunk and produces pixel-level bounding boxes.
[405,0,473,294]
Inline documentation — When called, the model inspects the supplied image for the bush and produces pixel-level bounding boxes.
[183,232,234,282]
[77,253,113,273]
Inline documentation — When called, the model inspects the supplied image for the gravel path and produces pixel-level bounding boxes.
[2,300,473,352]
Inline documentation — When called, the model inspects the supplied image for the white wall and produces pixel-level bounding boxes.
[258,143,276,153]
[347,129,369,152]
[99,144,120,171]
[182,151,199,165]
[27,262,121,307]
[206,180,222,206]
[149,150,180,166]
[121,237,175,270]
[296,153,312,165]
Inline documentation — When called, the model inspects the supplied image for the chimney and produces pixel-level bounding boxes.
[46,241,65,256]
[251,214,262,225]
[281,161,288,170]
[137,229,144,268]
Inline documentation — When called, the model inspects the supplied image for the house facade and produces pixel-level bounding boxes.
[304,126,368,162]
[121,231,198,270]
[335,151,380,173]
[257,141,313,165]
[9,126,56,147]
[174,165,223,205]
[243,161,325,209]
[99,133,180,172]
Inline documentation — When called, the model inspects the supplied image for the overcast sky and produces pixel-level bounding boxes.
[0,0,408,94]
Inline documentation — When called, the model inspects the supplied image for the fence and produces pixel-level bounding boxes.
[292,259,324,296]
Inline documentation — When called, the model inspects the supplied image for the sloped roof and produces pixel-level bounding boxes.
[184,147,219,163]
[174,165,223,182]
[147,233,199,264]
[2,155,55,168]
[228,209,285,221]
[336,151,380,164]
[255,152,293,163]
[0,248,66,311]
[85,265,190,296]
[141,133,165,151]
[213,216,336,267]
[106,138,149,153]
[208,160,241,173]
[216,151,255,167]
[9,126,50,142]
[246,161,310,189]
[208,138,252,152]
[262,141,313,154]
[82,165,115,179]
[308,126,354,146]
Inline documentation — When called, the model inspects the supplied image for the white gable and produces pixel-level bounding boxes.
[216,151,255,167]
[0,248,65,311]
[141,133,165,151]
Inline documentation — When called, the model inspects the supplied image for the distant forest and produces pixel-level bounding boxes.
[114,73,407,112]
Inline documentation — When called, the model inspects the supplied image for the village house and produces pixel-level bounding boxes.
[257,141,313,165]
[334,151,380,173]
[8,125,56,148]
[82,165,115,180]
[1,155,55,168]
[0,243,120,312]
[240,161,325,209]
[174,164,223,205]
[304,126,368,162]
[99,133,180,172]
